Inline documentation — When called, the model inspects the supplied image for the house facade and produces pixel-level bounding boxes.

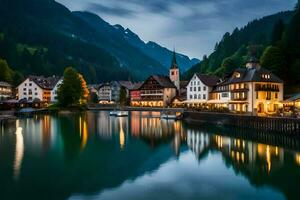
[130,75,177,107]
[98,83,112,103]
[51,78,63,102]
[17,76,60,103]
[209,59,284,115]
[0,81,13,100]
[185,73,219,106]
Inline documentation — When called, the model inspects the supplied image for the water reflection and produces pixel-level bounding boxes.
[13,120,24,181]
[0,111,300,199]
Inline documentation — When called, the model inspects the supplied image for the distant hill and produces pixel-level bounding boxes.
[183,11,294,80]
[0,0,197,84]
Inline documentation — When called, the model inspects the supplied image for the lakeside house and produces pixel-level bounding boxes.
[185,74,219,105]
[129,50,181,108]
[0,81,13,100]
[130,75,177,107]
[17,76,61,104]
[186,58,284,115]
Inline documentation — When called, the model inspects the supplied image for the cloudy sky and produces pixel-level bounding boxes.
[57,0,297,59]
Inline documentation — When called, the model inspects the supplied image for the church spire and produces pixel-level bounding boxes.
[170,49,178,69]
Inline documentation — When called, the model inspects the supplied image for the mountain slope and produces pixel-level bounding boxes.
[0,0,197,84]
[118,28,200,72]
[183,11,294,80]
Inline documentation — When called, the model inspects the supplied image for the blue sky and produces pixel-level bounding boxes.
[57,0,297,59]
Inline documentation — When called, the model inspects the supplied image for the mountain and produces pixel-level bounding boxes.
[183,10,295,80]
[0,0,196,84]
[116,27,200,72]
[74,11,199,73]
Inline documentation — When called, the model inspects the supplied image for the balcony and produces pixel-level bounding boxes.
[255,84,279,92]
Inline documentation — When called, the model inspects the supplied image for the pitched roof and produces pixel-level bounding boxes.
[0,81,12,87]
[284,93,300,102]
[119,81,134,90]
[219,67,283,85]
[152,75,177,88]
[28,76,61,90]
[170,50,178,69]
[130,82,143,90]
[195,73,219,87]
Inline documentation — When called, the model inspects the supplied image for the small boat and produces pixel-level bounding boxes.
[115,111,129,117]
[109,111,118,116]
[110,111,129,117]
[161,113,177,120]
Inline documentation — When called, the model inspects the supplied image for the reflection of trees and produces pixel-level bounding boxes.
[59,113,87,162]
[185,127,300,200]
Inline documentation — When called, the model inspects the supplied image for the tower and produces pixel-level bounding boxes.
[169,50,180,92]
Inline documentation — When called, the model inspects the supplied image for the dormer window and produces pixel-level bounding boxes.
[262,74,270,79]
[234,72,241,78]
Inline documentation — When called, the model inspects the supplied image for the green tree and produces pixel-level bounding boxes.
[271,20,285,45]
[119,86,127,107]
[0,58,13,83]
[57,67,83,107]
[12,71,24,87]
[260,46,286,76]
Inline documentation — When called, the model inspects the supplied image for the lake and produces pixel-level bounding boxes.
[0,111,300,200]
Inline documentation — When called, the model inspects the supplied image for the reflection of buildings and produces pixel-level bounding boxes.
[186,129,286,175]
[13,120,24,180]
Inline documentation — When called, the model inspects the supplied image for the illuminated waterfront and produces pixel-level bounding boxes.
[0,111,300,200]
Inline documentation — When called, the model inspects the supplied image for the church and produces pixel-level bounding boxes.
[130,51,180,107]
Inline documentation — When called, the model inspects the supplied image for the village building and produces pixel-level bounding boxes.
[51,78,63,102]
[169,50,180,92]
[130,75,177,107]
[98,83,113,103]
[17,76,61,104]
[185,73,219,107]
[130,82,143,106]
[209,58,284,115]
[0,81,13,100]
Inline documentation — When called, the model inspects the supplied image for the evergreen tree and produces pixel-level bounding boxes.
[0,58,13,83]
[57,67,83,107]
[271,20,285,45]
[260,46,286,76]
[119,86,127,107]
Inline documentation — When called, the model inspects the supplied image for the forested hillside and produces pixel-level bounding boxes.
[183,7,300,93]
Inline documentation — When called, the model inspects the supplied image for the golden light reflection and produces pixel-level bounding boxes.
[266,145,271,173]
[13,120,24,181]
[119,118,125,150]
[295,153,300,166]
[79,116,88,150]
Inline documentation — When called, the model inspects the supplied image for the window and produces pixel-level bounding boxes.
[190,95,193,99]
[198,94,201,99]
[35,93,38,95]
[191,82,193,86]
[275,93,278,99]
[203,86,206,91]
[29,83,32,86]
[198,87,201,91]
[35,88,37,91]
[256,92,258,99]
[203,94,206,99]
[23,92,26,95]
[197,81,200,85]
[194,94,197,99]
[25,83,27,86]
[194,87,196,91]
[171,71,175,75]
[190,87,192,92]
[23,88,26,91]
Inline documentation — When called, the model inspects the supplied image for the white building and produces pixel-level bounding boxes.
[51,78,63,102]
[98,83,112,103]
[185,73,219,106]
[17,76,61,103]
[0,81,13,100]
[209,58,284,115]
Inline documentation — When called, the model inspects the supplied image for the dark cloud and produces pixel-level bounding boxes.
[57,0,297,58]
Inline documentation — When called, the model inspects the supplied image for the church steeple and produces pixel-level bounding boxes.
[169,48,180,92]
[170,49,178,69]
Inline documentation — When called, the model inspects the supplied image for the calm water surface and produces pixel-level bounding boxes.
[1,111,300,200]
